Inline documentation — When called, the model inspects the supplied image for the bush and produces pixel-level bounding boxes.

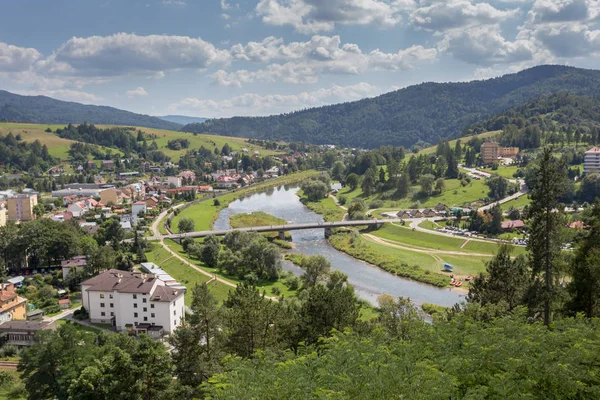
[271,287,281,296]
[0,345,18,358]
[8,382,27,398]
[213,198,221,206]
[284,275,300,291]
[73,307,89,320]
[0,371,13,388]
[43,305,61,315]
[368,200,384,209]
[338,195,347,205]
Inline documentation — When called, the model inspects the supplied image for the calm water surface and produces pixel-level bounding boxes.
[214,185,463,307]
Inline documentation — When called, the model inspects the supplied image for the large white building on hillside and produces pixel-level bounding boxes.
[584,147,600,174]
[81,269,185,337]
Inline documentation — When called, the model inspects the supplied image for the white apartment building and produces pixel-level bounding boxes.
[81,269,185,336]
[584,147,600,174]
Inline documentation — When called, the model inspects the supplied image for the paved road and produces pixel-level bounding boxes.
[44,305,81,322]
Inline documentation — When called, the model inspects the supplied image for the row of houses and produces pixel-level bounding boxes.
[396,203,449,219]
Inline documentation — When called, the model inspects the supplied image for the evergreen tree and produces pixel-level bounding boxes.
[526,147,567,325]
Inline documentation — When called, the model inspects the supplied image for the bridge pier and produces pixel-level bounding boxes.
[278,231,286,240]
[324,227,332,238]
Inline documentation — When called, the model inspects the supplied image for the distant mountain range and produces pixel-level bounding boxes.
[157,115,209,125]
[181,65,600,148]
[0,90,181,130]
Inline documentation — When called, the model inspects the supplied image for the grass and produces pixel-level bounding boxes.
[302,196,346,222]
[339,178,489,210]
[329,232,450,287]
[502,194,531,209]
[160,239,298,300]
[171,171,319,233]
[480,165,520,179]
[230,211,287,228]
[418,220,439,230]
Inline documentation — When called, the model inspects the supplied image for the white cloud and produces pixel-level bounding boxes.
[527,23,600,57]
[221,0,232,10]
[528,0,591,24]
[218,35,436,86]
[162,0,186,5]
[169,82,379,117]
[52,33,231,76]
[125,86,149,98]
[410,0,519,31]
[0,42,42,72]
[256,0,415,34]
[438,25,536,65]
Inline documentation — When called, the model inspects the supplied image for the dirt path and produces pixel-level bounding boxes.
[460,239,470,249]
[329,194,348,210]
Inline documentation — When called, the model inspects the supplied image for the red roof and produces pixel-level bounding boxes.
[501,220,525,229]
[586,147,600,154]
[58,299,71,304]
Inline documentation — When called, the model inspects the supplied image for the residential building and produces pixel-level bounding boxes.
[585,147,600,174]
[100,188,122,206]
[0,320,56,348]
[101,160,115,170]
[59,299,71,310]
[140,262,186,291]
[67,201,89,218]
[481,141,499,164]
[501,220,526,231]
[0,283,27,322]
[81,270,185,335]
[7,194,38,222]
[499,147,519,158]
[0,204,6,227]
[167,176,182,188]
[178,170,196,183]
[61,256,87,280]
[132,201,147,217]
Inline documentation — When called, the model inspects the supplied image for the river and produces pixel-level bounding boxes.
[214,185,463,308]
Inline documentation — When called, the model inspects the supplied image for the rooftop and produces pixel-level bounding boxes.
[82,269,183,301]
[586,147,600,154]
[0,320,55,333]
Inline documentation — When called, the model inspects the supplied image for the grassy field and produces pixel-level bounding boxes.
[502,194,531,209]
[161,239,297,299]
[418,130,501,155]
[0,122,280,164]
[171,171,319,232]
[479,165,520,179]
[230,211,287,228]
[340,178,489,210]
[302,196,346,222]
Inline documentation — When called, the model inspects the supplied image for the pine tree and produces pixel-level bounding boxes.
[526,147,567,325]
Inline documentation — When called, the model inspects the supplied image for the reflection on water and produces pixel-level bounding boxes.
[214,185,463,307]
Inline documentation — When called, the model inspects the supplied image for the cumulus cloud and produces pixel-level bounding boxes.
[216,35,436,86]
[169,82,379,116]
[0,42,42,72]
[410,0,519,31]
[528,0,591,24]
[126,86,149,98]
[256,0,414,34]
[527,23,600,57]
[438,25,535,65]
[51,33,231,76]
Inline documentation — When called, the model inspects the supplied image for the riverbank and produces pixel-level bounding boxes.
[170,170,319,233]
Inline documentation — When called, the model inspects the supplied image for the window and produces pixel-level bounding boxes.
[100,303,105,308]
[174,310,176,315]
[133,294,137,299]
[101,312,105,316]
[142,298,147,303]
[110,303,114,308]
[151,313,155,318]
[143,307,147,312]
[109,294,113,299]
[134,303,138,308]
[110,312,114,316]
[150,304,154,309]
[134,312,138,318]
[144,317,148,322]
[100,294,105,299]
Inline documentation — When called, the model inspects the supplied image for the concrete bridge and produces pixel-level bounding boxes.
[156,219,399,241]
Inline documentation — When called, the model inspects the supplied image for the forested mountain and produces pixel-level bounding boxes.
[467,93,600,149]
[0,90,181,130]
[181,65,600,148]
[157,115,208,125]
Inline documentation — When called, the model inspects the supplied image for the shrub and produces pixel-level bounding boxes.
[368,200,384,209]
[284,276,300,291]
[73,307,89,320]
[0,371,13,388]
[338,195,347,205]
[213,198,221,206]
[0,345,18,358]
[271,287,281,296]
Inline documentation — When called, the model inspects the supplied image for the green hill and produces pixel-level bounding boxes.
[181,65,600,149]
[0,90,181,130]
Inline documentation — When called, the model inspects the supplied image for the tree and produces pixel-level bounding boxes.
[169,284,224,393]
[301,179,329,202]
[379,167,386,184]
[361,168,377,196]
[345,173,359,190]
[347,201,366,220]
[468,244,529,311]
[301,255,331,287]
[201,235,220,269]
[578,173,600,203]
[435,156,447,178]
[330,161,346,182]
[178,218,195,233]
[103,219,124,251]
[376,295,423,340]
[419,174,435,196]
[394,173,410,199]
[434,178,445,194]
[486,175,509,200]
[526,147,567,325]
[568,200,600,317]
[33,204,45,218]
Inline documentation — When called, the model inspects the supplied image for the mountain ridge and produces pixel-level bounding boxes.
[157,115,209,125]
[181,65,600,148]
[0,90,181,130]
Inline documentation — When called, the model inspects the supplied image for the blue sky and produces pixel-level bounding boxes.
[1,0,599,118]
